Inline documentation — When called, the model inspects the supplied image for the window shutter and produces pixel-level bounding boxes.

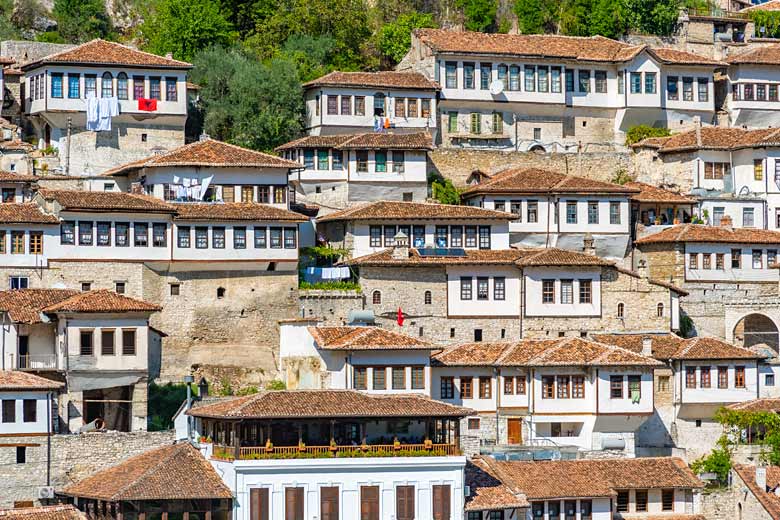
[250,488,269,520]
[433,485,451,520]
[361,486,379,520]
[397,486,415,520]
[285,487,303,520]
[321,487,339,520]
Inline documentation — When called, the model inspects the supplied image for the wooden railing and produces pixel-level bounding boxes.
[211,443,459,461]
[15,354,58,370]
[688,7,750,20]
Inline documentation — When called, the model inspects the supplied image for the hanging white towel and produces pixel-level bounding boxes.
[109,97,120,116]
[200,175,213,200]
[339,266,350,279]
[85,93,99,131]
[97,98,112,131]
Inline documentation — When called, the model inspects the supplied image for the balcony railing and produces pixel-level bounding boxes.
[689,7,750,20]
[211,442,460,461]
[15,354,58,370]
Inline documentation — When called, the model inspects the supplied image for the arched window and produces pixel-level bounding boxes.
[117,72,128,100]
[657,303,664,317]
[372,290,381,305]
[101,72,113,98]
[424,290,432,305]
[373,93,385,117]
[617,302,625,319]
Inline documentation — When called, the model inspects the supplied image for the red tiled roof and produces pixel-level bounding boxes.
[461,168,639,196]
[592,333,685,359]
[61,443,232,501]
[187,390,474,419]
[0,506,84,520]
[172,203,307,222]
[733,465,780,520]
[515,248,613,267]
[303,71,438,90]
[743,0,780,12]
[465,459,529,512]
[651,127,780,153]
[0,203,58,224]
[343,248,527,267]
[727,45,780,65]
[0,171,38,183]
[38,189,175,213]
[648,47,725,66]
[308,326,437,350]
[276,132,433,151]
[635,224,780,245]
[103,139,300,176]
[318,201,513,222]
[23,39,191,70]
[0,370,62,390]
[626,182,697,204]
[433,337,662,367]
[593,333,760,361]
[0,289,79,323]
[0,289,158,323]
[727,398,780,413]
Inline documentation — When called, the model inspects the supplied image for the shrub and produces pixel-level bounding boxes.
[690,445,732,485]
[625,125,671,146]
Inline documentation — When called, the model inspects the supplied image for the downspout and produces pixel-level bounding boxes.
[766,155,770,229]
[1,312,6,370]
[595,368,599,415]
[46,390,51,486]
[494,367,500,445]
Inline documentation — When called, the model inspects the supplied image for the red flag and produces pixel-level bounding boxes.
[138,98,157,112]
[397,307,404,326]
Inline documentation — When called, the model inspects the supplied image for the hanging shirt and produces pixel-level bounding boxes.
[85,93,99,131]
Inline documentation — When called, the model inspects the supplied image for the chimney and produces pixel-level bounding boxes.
[642,337,653,357]
[392,231,409,260]
[637,258,648,279]
[130,182,144,195]
[582,233,596,256]
[720,214,733,228]
[165,52,174,60]
[695,117,702,147]
[757,466,768,491]
[199,133,210,141]
[198,377,209,398]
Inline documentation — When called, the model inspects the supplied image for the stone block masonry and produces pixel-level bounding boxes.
[0,430,174,507]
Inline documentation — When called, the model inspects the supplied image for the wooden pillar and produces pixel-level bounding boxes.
[234,421,241,460]
[425,419,431,440]
[330,420,335,443]
[454,418,460,449]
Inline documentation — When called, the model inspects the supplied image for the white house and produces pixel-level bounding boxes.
[399,29,723,150]
[726,45,780,128]
[0,370,61,437]
[277,132,432,210]
[21,39,191,176]
[302,71,439,136]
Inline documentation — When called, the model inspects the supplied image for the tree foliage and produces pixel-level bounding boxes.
[456,0,498,32]
[51,0,113,43]
[430,174,461,205]
[377,12,436,65]
[625,125,671,145]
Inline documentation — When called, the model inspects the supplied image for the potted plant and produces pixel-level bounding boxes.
[393,437,401,451]
[424,438,433,449]
[329,438,338,452]
[265,438,273,453]
[298,440,306,452]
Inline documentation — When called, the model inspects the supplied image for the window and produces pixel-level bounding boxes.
[383,225,396,247]
[683,77,694,101]
[80,330,94,356]
[303,150,315,169]
[667,76,679,100]
[578,70,590,93]
[134,223,148,247]
[557,375,570,398]
[617,302,625,318]
[9,277,27,290]
[81,282,91,292]
[465,226,477,248]
[420,98,430,118]
[566,201,577,224]
[445,61,457,88]
[448,112,458,133]
[432,485,451,520]
[459,376,474,399]
[441,376,454,399]
[527,201,538,223]
[354,367,367,390]
[149,77,161,100]
[610,375,623,398]
[587,201,599,224]
[718,366,729,389]
[479,376,491,399]
[360,486,379,520]
[450,226,463,247]
[542,376,555,398]
[372,366,386,390]
[340,95,352,116]
[753,249,763,269]
[394,97,406,118]
[169,283,180,296]
[369,226,382,248]
[391,367,406,390]
[704,161,728,180]
[467,418,480,431]
[744,208,755,228]
[732,249,742,269]
[28,232,42,255]
[320,486,339,520]
[1,400,14,422]
[755,159,765,181]
[480,63,492,89]
[735,366,745,388]
[463,62,475,89]
[609,201,621,225]
[542,279,555,303]
[115,282,125,294]
[477,277,489,300]
[509,201,521,218]
[392,151,405,173]
[538,66,549,92]
[698,78,709,102]
[686,366,697,389]
[504,376,514,395]
[212,227,226,249]
[230,226,246,249]
[662,490,674,511]
[699,366,711,388]
[396,485,415,520]
[492,111,502,134]
[51,73,63,98]
[460,277,472,300]
[133,76,145,100]
[285,487,304,520]
[617,491,629,512]
[595,70,607,93]
[551,66,562,93]
[374,151,387,173]
[101,329,115,355]
[326,95,338,115]
[494,277,505,300]
[770,250,778,267]
[353,96,365,116]
[560,279,573,304]
[576,279,592,304]
[411,366,424,390]
[177,226,191,248]
[153,223,166,247]
[435,225,448,248]
[572,376,585,398]
[68,73,80,98]
[85,74,97,97]
[317,150,329,170]
[716,253,724,270]
[510,65,522,92]
[758,83,767,100]
[101,71,113,98]
[22,399,36,423]
[644,72,656,94]
[631,72,642,94]
[115,72,128,100]
[121,329,136,356]
[628,375,641,402]
[372,290,381,305]
[78,221,93,246]
[703,254,711,269]
[470,113,481,134]
[195,227,208,249]
[478,226,491,249]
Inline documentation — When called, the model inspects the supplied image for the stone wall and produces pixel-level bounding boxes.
[631,148,697,193]
[0,430,173,507]
[298,290,364,325]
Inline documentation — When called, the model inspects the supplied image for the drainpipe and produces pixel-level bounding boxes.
[494,367,500,445]
[1,312,6,370]
[46,390,51,486]
[184,374,194,442]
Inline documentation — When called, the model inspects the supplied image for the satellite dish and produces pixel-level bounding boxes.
[489,80,504,96]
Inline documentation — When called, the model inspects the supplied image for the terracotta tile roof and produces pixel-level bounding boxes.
[172,203,307,222]
[465,459,529,512]
[103,139,300,176]
[275,134,357,151]
[23,39,191,70]
[652,126,780,153]
[733,465,780,520]
[0,506,84,520]
[0,370,63,390]
[727,45,780,65]
[0,140,34,151]
[619,516,706,520]
[743,0,780,12]
[670,336,766,360]
[303,71,438,90]
[308,326,437,350]
[635,224,780,245]
[318,201,514,222]
[343,248,528,267]
[461,168,639,197]
[0,289,80,323]
[187,389,474,419]
[515,248,613,267]
[277,132,433,152]
[626,182,697,204]
[592,333,685,359]
[0,171,38,183]
[631,136,673,149]
[648,47,725,66]
[433,337,662,367]
[0,203,58,224]
[481,456,701,501]
[727,398,780,413]
[41,289,161,314]
[38,189,175,214]
[61,442,232,501]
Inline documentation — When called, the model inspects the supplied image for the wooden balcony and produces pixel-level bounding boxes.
[15,354,59,370]
[210,442,460,461]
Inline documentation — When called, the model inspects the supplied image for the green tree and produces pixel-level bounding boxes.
[190,46,304,152]
[625,0,681,36]
[514,0,546,33]
[456,0,498,32]
[140,0,236,62]
[558,0,592,36]
[588,0,628,38]
[51,0,113,43]
[278,34,336,82]
[376,12,436,64]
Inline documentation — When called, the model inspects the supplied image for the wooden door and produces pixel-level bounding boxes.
[507,418,522,445]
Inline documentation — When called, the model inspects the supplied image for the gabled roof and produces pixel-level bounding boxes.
[0,506,85,520]
[635,224,780,245]
[515,248,613,267]
[593,333,763,361]
[276,132,433,152]
[343,248,528,267]
[465,459,529,512]
[172,203,307,222]
[103,138,300,177]
[0,171,38,183]
[625,182,697,204]
[592,333,685,359]
[727,398,780,413]
[432,337,662,367]
[187,389,473,419]
[461,168,639,197]
[727,44,780,66]
[317,200,513,222]
[743,0,780,12]
[647,47,725,67]
[308,326,437,350]
[0,203,58,224]
[0,370,63,390]
[37,189,175,214]
[22,39,191,71]
[61,442,232,501]
[303,71,438,90]
[733,465,780,520]
[0,289,159,323]
[646,127,780,154]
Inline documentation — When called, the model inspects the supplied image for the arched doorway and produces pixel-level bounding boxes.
[734,313,779,353]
